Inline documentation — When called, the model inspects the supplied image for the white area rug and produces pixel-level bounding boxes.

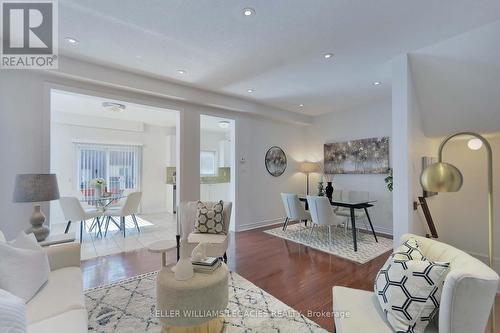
[85,271,328,333]
[264,223,392,264]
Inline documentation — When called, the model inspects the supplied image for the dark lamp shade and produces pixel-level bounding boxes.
[420,162,463,193]
[13,174,60,203]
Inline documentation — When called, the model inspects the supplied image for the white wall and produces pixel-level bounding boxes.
[430,135,500,273]
[392,54,440,247]
[50,112,173,223]
[235,113,306,231]
[200,130,227,166]
[1,59,395,239]
[305,99,393,234]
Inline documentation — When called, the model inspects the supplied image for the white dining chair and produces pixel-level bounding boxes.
[59,196,103,242]
[335,190,370,236]
[307,195,344,246]
[103,192,142,237]
[281,193,311,230]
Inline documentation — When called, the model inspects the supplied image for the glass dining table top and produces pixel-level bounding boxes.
[80,194,126,203]
[298,196,377,206]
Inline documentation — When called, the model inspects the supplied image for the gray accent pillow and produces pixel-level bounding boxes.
[195,201,225,234]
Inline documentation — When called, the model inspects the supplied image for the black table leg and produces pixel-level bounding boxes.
[350,208,357,252]
[364,207,378,243]
[282,217,289,231]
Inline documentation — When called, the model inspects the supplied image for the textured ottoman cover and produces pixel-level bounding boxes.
[156,263,229,327]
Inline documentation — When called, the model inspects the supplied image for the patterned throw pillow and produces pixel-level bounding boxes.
[374,238,450,333]
[195,201,225,234]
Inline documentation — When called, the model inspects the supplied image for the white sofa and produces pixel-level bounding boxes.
[333,234,499,333]
[0,231,87,333]
[180,201,232,260]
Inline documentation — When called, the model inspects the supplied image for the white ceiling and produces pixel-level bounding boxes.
[51,89,232,133]
[51,89,179,127]
[410,20,500,137]
[58,0,500,116]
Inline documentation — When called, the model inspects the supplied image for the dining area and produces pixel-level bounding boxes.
[58,190,143,242]
[264,189,392,264]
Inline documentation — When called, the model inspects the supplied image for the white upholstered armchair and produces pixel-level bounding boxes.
[332,234,499,333]
[179,201,232,261]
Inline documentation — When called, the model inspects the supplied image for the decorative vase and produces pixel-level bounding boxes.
[317,182,325,196]
[174,239,194,281]
[94,185,102,199]
[325,182,334,200]
[191,242,207,262]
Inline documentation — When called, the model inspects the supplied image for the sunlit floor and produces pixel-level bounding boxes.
[51,212,177,260]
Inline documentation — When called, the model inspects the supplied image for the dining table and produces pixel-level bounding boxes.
[299,196,378,252]
[79,194,126,237]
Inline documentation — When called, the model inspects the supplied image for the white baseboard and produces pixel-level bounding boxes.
[356,224,393,237]
[236,217,285,232]
[236,217,394,236]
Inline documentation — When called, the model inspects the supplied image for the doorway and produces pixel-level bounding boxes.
[49,88,179,259]
[200,115,236,229]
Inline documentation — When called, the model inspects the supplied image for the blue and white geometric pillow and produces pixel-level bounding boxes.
[374,238,450,333]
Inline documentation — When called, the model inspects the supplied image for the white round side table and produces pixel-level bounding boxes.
[148,240,177,267]
[156,263,229,333]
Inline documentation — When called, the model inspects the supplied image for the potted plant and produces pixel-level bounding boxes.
[384,168,393,192]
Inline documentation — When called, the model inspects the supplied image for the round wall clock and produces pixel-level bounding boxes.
[265,146,287,177]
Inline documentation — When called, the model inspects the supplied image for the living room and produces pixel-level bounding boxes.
[1,1,500,333]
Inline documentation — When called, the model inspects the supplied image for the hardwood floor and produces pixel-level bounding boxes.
[81,222,499,332]
[82,222,390,332]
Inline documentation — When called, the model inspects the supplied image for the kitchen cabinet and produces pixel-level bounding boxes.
[200,183,230,202]
[218,139,231,167]
[166,135,176,167]
[166,184,176,214]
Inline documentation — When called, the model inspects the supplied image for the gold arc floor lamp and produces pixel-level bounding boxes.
[420,131,495,333]
[298,161,320,195]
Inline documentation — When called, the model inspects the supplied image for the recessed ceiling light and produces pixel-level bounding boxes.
[299,104,304,107]
[467,138,483,150]
[136,55,142,59]
[324,53,334,59]
[177,69,186,75]
[218,120,231,129]
[65,37,78,45]
[247,89,254,93]
[373,81,381,86]
[102,102,126,113]
[243,8,255,16]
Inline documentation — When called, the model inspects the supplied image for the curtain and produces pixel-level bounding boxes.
[75,143,142,197]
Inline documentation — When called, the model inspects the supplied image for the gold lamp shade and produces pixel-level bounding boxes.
[420,162,463,193]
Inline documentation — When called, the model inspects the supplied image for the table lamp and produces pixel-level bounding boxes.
[420,131,495,333]
[13,174,60,241]
[298,161,320,195]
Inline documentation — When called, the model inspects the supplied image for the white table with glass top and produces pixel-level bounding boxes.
[79,194,126,236]
[299,196,378,252]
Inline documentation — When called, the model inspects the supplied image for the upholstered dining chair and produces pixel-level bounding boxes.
[306,195,344,246]
[59,196,103,242]
[281,193,311,231]
[335,190,370,236]
[103,191,142,237]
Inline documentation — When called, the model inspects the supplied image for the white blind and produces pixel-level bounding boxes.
[75,143,142,197]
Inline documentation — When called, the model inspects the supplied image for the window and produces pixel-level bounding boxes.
[200,151,217,176]
[76,143,141,195]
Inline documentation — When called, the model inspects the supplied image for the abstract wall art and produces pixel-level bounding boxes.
[324,137,390,174]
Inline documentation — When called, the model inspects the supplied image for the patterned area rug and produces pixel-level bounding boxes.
[264,223,393,264]
[85,271,328,333]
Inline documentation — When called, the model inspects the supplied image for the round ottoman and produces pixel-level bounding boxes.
[156,263,229,333]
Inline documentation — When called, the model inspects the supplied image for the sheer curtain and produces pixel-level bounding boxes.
[75,143,142,197]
